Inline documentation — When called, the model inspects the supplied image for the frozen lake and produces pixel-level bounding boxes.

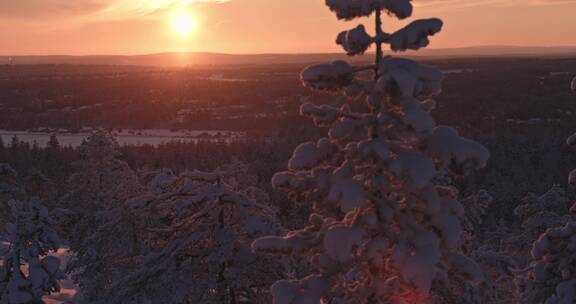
[0,129,245,148]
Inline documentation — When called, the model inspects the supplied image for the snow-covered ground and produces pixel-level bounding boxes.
[44,248,78,304]
[0,129,245,148]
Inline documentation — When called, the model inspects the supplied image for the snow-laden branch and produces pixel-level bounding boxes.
[377,57,444,99]
[325,0,413,20]
[427,126,491,173]
[336,18,443,55]
[387,18,443,52]
[301,61,355,91]
[337,25,373,56]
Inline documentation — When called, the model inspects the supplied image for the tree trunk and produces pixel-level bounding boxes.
[375,9,383,80]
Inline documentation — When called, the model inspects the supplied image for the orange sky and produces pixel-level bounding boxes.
[1,0,575,55]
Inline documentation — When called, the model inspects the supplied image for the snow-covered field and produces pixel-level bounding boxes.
[443,68,477,74]
[206,74,250,82]
[0,129,245,148]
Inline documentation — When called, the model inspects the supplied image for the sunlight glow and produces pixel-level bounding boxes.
[171,12,197,37]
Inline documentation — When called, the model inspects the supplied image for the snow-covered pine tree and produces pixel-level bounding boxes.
[465,186,573,304]
[77,168,283,304]
[67,192,144,303]
[570,76,576,186]
[515,214,576,303]
[24,169,57,209]
[460,190,494,248]
[60,131,142,301]
[505,186,570,263]
[0,165,25,229]
[217,159,274,209]
[252,1,490,303]
[46,135,60,151]
[58,130,140,226]
[0,198,65,304]
[514,80,576,303]
[60,130,141,214]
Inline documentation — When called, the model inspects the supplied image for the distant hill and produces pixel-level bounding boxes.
[1,46,576,67]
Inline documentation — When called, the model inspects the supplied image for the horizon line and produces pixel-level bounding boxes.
[2,45,576,57]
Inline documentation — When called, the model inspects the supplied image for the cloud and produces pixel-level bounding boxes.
[415,0,576,8]
[0,0,110,18]
[0,0,230,20]
[97,0,231,20]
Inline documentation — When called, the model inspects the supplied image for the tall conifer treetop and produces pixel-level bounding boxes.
[253,0,490,303]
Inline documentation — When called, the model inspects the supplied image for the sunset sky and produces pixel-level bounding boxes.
[1,0,575,55]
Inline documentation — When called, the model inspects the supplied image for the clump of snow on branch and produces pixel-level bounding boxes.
[325,0,413,20]
[377,57,445,100]
[253,1,490,303]
[337,25,373,55]
[427,126,490,174]
[0,198,65,304]
[388,18,443,52]
[301,61,354,92]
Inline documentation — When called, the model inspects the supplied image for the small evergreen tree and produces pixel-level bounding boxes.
[46,135,60,151]
[506,186,570,263]
[570,77,576,186]
[60,131,142,301]
[515,82,576,303]
[515,216,576,303]
[24,170,57,209]
[0,165,25,228]
[9,137,18,150]
[59,131,141,241]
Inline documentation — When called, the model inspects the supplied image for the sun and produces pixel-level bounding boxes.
[171,12,196,37]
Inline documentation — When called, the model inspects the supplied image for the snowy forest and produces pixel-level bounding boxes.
[1,0,576,303]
